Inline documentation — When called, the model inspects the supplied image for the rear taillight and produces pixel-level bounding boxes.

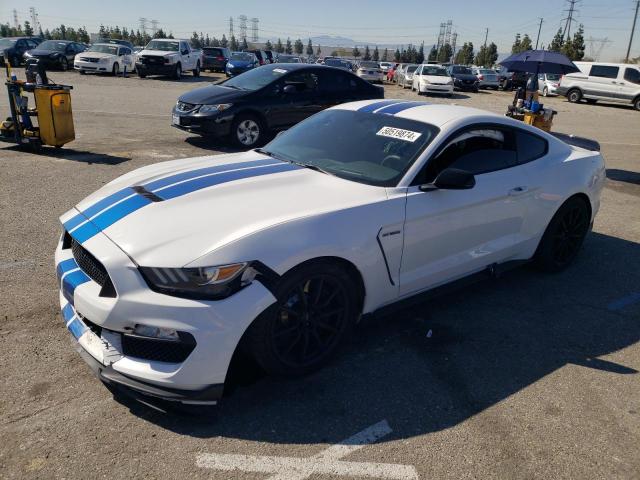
[479,75,484,80]
[216,56,224,61]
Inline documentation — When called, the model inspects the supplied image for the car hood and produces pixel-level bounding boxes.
[29,48,61,56]
[228,60,252,67]
[178,84,246,104]
[452,73,477,81]
[77,51,115,59]
[139,49,178,57]
[64,151,386,267]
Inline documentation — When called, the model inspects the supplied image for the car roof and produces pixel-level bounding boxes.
[334,100,502,128]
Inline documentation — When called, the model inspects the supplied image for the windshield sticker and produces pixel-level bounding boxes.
[273,68,288,74]
[376,126,422,142]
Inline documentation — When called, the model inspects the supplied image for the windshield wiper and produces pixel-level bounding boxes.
[254,149,334,176]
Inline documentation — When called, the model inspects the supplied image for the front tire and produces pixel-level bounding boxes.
[534,197,591,272]
[174,62,182,80]
[231,114,264,148]
[542,86,549,97]
[60,57,68,71]
[634,97,640,111]
[112,62,119,76]
[246,262,358,377]
[193,61,200,77]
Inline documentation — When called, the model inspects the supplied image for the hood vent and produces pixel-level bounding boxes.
[131,185,164,202]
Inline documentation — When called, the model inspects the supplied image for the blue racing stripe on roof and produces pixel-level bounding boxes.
[357,100,401,113]
[157,163,302,200]
[144,158,280,191]
[375,101,429,115]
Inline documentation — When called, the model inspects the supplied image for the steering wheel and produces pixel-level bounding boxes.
[381,154,404,170]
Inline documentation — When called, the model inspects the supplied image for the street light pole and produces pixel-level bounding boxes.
[625,0,639,63]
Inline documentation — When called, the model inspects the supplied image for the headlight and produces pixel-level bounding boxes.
[99,58,109,63]
[49,53,60,58]
[447,80,454,85]
[227,63,234,68]
[421,78,430,84]
[198,103,233,113]
[139,262,257,300]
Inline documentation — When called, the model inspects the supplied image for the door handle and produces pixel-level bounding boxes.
[508,186,529,196]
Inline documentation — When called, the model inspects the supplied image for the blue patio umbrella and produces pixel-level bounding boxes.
[499,49,580,75]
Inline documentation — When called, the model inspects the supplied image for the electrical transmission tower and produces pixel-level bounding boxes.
[238,15,248,42]
[13,9,19,30]
[151,19,158,36]
[587,36,611,61]
[29,7,40,33]
[229,17,234,38]
[450,32,458,58]
[436,23,446,50]
[139,17,148,35]
[562,0,580,42]
[250,18,259,42]
[444,20,453,46]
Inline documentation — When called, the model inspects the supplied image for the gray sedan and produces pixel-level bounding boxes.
[397,64,419,88]
[472,67,500,89]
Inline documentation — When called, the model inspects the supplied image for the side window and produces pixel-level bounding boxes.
[419,128,517,183]
[516,130,548,164]
[623,68,640,84]
[319,71,349,93]
[284,72,319,92]
[122,48,131,55]
[589,65,619,79]
[180,42,188,54]
[26,39,38,49]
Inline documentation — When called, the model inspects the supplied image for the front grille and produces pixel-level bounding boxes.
[71,237,116,297]
[141,55,165,65]
[176,101,196,113]
[79,57,99,63]
[122,334,196,363]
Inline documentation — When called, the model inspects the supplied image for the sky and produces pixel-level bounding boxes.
[1,0,638,61]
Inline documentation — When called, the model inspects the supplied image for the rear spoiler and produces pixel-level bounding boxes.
[551,132,600,152]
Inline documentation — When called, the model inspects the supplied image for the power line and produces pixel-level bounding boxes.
[626,0,639,62]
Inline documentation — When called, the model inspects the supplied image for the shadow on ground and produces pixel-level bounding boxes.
[1,145,130,165]
[114,232,640,443]
[607,169,640,186]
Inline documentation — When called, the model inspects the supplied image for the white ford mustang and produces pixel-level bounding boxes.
[55,100,605,406]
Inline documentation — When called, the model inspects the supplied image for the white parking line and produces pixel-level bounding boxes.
[196,419,419,480]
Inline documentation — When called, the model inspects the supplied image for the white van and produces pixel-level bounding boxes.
[557,62,640,110]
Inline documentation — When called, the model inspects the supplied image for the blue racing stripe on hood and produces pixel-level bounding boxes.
[63,158,278,234]
[374,101,429,115]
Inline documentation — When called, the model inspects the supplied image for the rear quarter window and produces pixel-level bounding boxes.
[516,130,548,164]
[623,68,640,85]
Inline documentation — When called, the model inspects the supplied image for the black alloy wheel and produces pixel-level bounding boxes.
[247,263,358,376]
[535,197,590,272]
[60,57,68,71]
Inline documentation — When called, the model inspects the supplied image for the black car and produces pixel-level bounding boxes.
[24,40,86,71]
[248,49,269,66]
[264,50,275,64]
[0,37,43,66]
[172,63,384,147]
[447,65,479,92]
[497,66,528,91]
[202,46,231,72]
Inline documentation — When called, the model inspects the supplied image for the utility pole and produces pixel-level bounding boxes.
[535,18,544,49]
[483,28,489,50]
[626,0,639,63]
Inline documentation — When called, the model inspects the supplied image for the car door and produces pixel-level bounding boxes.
[586,64,620,100]
[318,69,360,106]
[179,42,192,69]
[269,70,322,128]
[399,126,531,296]
[120,47,134,70]
[619,67,640,103]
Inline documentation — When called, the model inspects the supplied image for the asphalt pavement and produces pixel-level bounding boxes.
[0,70,639,479]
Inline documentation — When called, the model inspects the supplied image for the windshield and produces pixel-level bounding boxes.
[452,66,472,74]
[479,69,495,74]
[262,109,439,187]
[359,61,379,68]
[39,41,68,52]
[325,59,350,68]
[223,65,288,90]
[88,44,118,55]
[422,66,448,76]
[146,40,178,51]
[230,52,253,61]
[407,65,418,73]
[0,39,16,49]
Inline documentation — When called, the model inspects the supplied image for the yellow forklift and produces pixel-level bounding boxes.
[0,54,75,149]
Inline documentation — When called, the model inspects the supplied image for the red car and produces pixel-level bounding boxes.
[386,63,400,82]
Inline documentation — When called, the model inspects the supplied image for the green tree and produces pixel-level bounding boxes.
[77,26,90,44]
[373,46,379,61]
[571,24,585,60]
[306,38,313,55]
[437,43,452,63]
[549,28,564,52]
[417,43,425,64]
[240,37,248,50]
[352,45,361,58]
[211,37,220,47]
[428,45,437,61]
[221,34,228,48]
[285,37,293,54]
[275,38,284,53]
[23,21,33,36]
[294,38,304,54]
[191,31,201,48]
[230,35,239,51]
[265,39,273,50]
[363,45,371,60]
[331,50,339,57]
[394,48,401,62]
[511,33,522,54]
[520,34,532,52]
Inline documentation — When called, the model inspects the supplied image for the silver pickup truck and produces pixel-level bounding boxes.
[136,38,202,79]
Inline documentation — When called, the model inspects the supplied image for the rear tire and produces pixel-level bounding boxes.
[567,89,582,103]
[246,262,359,377]
[112,62,119,76]
[60,57,68,71]
[534,197,591,272]
[542,86,549,97]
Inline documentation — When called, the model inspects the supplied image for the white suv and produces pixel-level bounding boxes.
[557,62,640,111]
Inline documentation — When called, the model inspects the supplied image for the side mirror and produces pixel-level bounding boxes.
[420,168,475,192]
[283,84,296,94]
